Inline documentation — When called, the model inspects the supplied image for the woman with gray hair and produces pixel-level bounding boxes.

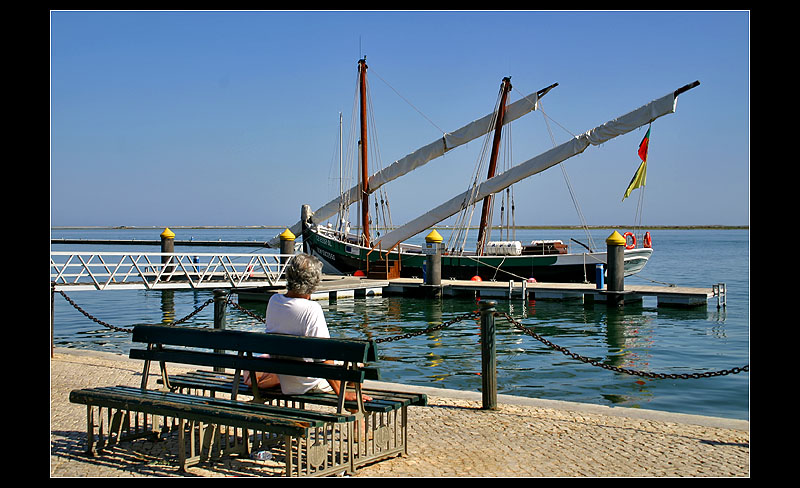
[246,253,371,403]
[284,252,323,295]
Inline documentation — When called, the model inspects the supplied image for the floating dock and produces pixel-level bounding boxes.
[235,275,720,308]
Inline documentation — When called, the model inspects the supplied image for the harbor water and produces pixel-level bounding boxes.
[50,227,749,421]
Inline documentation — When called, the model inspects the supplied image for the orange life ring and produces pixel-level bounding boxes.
[643,231,652,248]
[623,232,636,249]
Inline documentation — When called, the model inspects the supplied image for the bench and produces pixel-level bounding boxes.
[68,325,422,477]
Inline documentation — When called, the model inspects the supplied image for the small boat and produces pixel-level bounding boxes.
[275,58,698,283]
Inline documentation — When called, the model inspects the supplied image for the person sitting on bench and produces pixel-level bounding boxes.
[245,253,371,403]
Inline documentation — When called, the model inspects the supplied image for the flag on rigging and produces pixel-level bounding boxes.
[622,127,650,201]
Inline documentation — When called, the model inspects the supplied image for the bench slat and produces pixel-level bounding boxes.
[132,325,374,363]
[165,371,428,410]
[70,387,326,437]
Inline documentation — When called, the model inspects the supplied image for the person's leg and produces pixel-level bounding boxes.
[244,371,280,389]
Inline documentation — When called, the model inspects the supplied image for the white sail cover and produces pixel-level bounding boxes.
[371,91,679,252]
[266,90,542,248]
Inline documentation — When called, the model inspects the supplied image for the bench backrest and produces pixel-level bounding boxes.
[130,325,378,410]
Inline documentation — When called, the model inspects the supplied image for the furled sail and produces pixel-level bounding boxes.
[266,83,558,248]
[371,82,699,253]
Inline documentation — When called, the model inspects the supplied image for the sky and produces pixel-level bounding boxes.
[50,10,749,230]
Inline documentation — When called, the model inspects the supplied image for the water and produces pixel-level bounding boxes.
[50,227,749,421]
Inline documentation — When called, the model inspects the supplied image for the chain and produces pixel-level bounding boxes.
[374,311,481,343]
[496,311,749,379]
[55,289,214,333]
[226,299,266,323]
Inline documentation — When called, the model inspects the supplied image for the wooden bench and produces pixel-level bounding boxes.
[68,325,422,477]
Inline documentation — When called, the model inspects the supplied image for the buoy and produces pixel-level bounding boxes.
[623,231,636,249]
[527,277,537,283]
[354,270,365,277]
[643,231,652,248]
[471,275,482,281]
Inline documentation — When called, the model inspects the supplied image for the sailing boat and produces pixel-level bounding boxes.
[288,58,699,283]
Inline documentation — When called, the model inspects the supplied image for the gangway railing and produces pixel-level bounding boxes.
[50,251,294,291]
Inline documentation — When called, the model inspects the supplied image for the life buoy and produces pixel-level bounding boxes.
[643,231,652,248]
[623,232,636,249]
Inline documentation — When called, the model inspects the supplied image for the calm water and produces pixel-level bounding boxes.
[50,227,749,420]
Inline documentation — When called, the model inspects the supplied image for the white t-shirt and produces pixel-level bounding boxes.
[265,293,331,395]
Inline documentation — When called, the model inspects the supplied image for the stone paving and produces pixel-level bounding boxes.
[51,348,749,477]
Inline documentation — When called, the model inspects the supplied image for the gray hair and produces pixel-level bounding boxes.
[285,253,323,295]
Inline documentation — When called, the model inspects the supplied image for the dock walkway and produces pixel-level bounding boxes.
[51,348,748,477]
[234,276,718,308]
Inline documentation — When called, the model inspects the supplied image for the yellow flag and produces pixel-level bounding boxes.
[622,159,647,201]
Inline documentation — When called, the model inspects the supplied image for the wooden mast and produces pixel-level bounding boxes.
[476,77,512,255]
[358,58,370,248]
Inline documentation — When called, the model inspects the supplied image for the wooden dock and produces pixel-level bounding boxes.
[236,275,720,308]
[384,277,717,308]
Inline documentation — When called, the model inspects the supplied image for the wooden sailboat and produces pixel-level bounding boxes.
[290,58,699,283]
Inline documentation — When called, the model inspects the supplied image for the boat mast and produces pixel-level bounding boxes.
[476,77,512,255]
[358,57,370,247]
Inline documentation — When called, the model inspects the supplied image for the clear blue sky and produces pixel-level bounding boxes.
[50,10,749,228]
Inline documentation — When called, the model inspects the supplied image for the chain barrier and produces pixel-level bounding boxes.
[495,311,749,379]
[55,289,747,379]
[54,288,215,333]
[373,311,481,343]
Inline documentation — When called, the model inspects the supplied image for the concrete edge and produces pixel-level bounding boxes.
[52,347,749,432]
[364,379,749,431]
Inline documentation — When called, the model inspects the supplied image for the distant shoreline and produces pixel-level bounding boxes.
[51,224,749,230]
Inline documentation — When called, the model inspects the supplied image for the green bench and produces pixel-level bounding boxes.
[69,325,424,477]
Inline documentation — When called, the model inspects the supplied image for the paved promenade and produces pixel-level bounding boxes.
[51,348,749,477]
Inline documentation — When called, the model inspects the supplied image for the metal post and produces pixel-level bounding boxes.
[160,227,175,275]
[606,232,626,307]
[279,228,296,264]
[479,300,498,410]
[425,230,443,286]
[213,289,228,372]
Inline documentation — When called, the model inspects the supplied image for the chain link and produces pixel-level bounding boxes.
[54,289,748,379]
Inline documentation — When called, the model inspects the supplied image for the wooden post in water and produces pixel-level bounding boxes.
[480,300,498,410]
[213,289,228,372]
[606,231,626,307]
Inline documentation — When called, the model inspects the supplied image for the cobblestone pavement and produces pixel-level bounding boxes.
[51,349,749,477]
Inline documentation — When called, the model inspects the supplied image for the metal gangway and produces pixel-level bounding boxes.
[50,251,294,291]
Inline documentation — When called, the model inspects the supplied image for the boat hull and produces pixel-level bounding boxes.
[304,226,652,283]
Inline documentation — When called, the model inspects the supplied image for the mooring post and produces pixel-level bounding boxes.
[480,300,498,410]
[424,229,443,286]
[213,289,228,372]
[606,231,626,307]
[279,228,296,264]
[160,227,175,275]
